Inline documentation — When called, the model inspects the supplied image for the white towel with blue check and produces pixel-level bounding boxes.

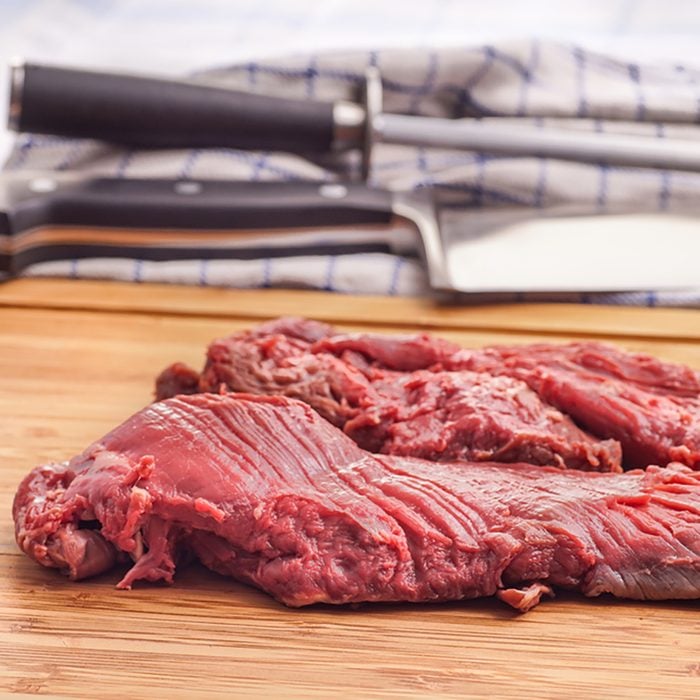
[6,41,700,306]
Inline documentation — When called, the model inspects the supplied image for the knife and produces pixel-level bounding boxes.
[10,62,700,177]
[1,172,699,293]
[0,174,449,288]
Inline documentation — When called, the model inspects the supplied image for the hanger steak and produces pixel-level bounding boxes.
[156,317,700,470]
[13,393,700,611]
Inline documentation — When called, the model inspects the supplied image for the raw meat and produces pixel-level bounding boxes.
[13,393,700,611]
[450,343,700,469]
[157,318,699,470]
[156,321,621,472]
[317,331,700,468]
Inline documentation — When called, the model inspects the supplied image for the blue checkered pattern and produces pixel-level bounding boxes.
[5,40,700,305]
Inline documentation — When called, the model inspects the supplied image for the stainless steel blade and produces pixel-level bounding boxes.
[374,114,700,172]
[356,66,700,173]
[434,206,700,293]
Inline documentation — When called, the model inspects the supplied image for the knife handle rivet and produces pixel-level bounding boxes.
[29,177,57,193]
[319,184,348,199]
[174,181,203,195]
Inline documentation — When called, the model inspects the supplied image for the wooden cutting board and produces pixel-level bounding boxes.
[1,279,699,699]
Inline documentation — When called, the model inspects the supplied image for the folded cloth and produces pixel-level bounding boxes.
[5,40,700,305]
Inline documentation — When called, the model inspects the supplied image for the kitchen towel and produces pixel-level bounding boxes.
[5,40,700,305]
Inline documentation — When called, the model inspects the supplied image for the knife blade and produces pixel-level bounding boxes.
[1,172,698,294]
[10,62,700,175]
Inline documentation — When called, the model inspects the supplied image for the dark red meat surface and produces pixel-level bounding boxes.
[13,393,700,611]
[449,343,700,469]
[156,318,699,471]
[156,320,621,472]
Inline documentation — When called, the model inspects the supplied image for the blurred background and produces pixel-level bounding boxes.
[2,0,700,162]
[2,0,700,303]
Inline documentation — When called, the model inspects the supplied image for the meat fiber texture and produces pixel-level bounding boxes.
[13,393,700,611]
[156,317,700,472]
[156,318,622,473]
[314,327,700,470]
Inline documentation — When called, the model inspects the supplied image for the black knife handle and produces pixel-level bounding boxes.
[12,178,394,230]
[1,177,395,274]
[11,63,337,153]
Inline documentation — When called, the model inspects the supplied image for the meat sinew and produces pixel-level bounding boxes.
[156,320,621,472]
[156,318,700,471]
[13,393,700,611]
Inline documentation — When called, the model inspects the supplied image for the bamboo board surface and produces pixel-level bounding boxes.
[1,279,699,699]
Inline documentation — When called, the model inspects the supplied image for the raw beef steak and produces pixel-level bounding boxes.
[316,327,700,469]
[157,318,699,470]
[156,321,621,472]
[13,393,700,611]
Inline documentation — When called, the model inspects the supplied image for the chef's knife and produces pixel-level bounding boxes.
[1,172,699,293]
[11,62,700,176]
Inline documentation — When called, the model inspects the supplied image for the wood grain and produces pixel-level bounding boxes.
[2,277,699,340]
[2,281,700,699]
